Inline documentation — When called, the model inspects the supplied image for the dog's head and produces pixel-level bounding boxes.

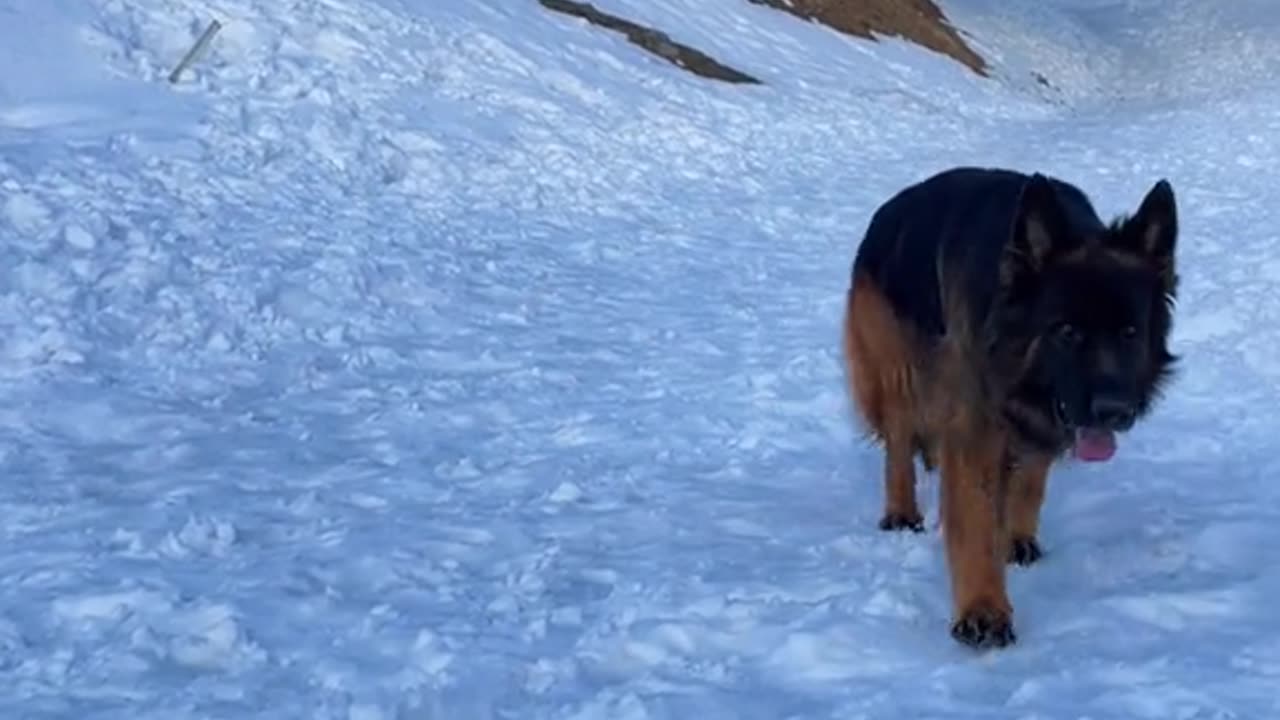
[995,174,1178,461]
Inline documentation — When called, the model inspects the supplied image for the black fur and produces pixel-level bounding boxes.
[852,166,1178,456]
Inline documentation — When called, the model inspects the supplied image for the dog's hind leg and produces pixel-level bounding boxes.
[843,273,923,532]
[878,414,923,532]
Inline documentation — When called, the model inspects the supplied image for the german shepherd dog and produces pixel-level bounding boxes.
[842,167,1178,649]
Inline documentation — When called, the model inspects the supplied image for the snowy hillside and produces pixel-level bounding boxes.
[3,0,1280,717]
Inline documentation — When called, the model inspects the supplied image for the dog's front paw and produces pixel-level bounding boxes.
[878,511,924,533]
[1008,536,1043,566]
[950,601,1016,649]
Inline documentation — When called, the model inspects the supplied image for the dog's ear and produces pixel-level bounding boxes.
[1001,174,1072,286]
[1120,179,1177,272]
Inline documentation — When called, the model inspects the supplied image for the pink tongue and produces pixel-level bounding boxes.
[1073,428,1117,462]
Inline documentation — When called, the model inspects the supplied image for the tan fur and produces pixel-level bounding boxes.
[939,431,1010,624]
[843,276,926,527]
[1008,454,1051,544]
[844,271,1037,643]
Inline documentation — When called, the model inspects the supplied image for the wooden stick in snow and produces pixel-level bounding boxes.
[168,19,223,84]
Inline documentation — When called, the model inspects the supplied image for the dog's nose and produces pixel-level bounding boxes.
[1089,391,1136,429]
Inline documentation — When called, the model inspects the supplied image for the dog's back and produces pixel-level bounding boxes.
[852,166,1103,340]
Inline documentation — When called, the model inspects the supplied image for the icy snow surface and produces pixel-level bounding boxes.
[2,0,1280,717]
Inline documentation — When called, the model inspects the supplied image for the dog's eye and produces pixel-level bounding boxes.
[1054,322,1082,344]
[1121,324,1138,339]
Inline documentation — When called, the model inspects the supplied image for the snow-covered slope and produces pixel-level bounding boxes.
[948,0,1280,107]
[2,0,1280,717]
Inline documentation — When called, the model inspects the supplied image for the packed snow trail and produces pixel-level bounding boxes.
[2,0,1280,717]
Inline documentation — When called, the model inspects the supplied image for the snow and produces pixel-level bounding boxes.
[1,0,1278,716]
